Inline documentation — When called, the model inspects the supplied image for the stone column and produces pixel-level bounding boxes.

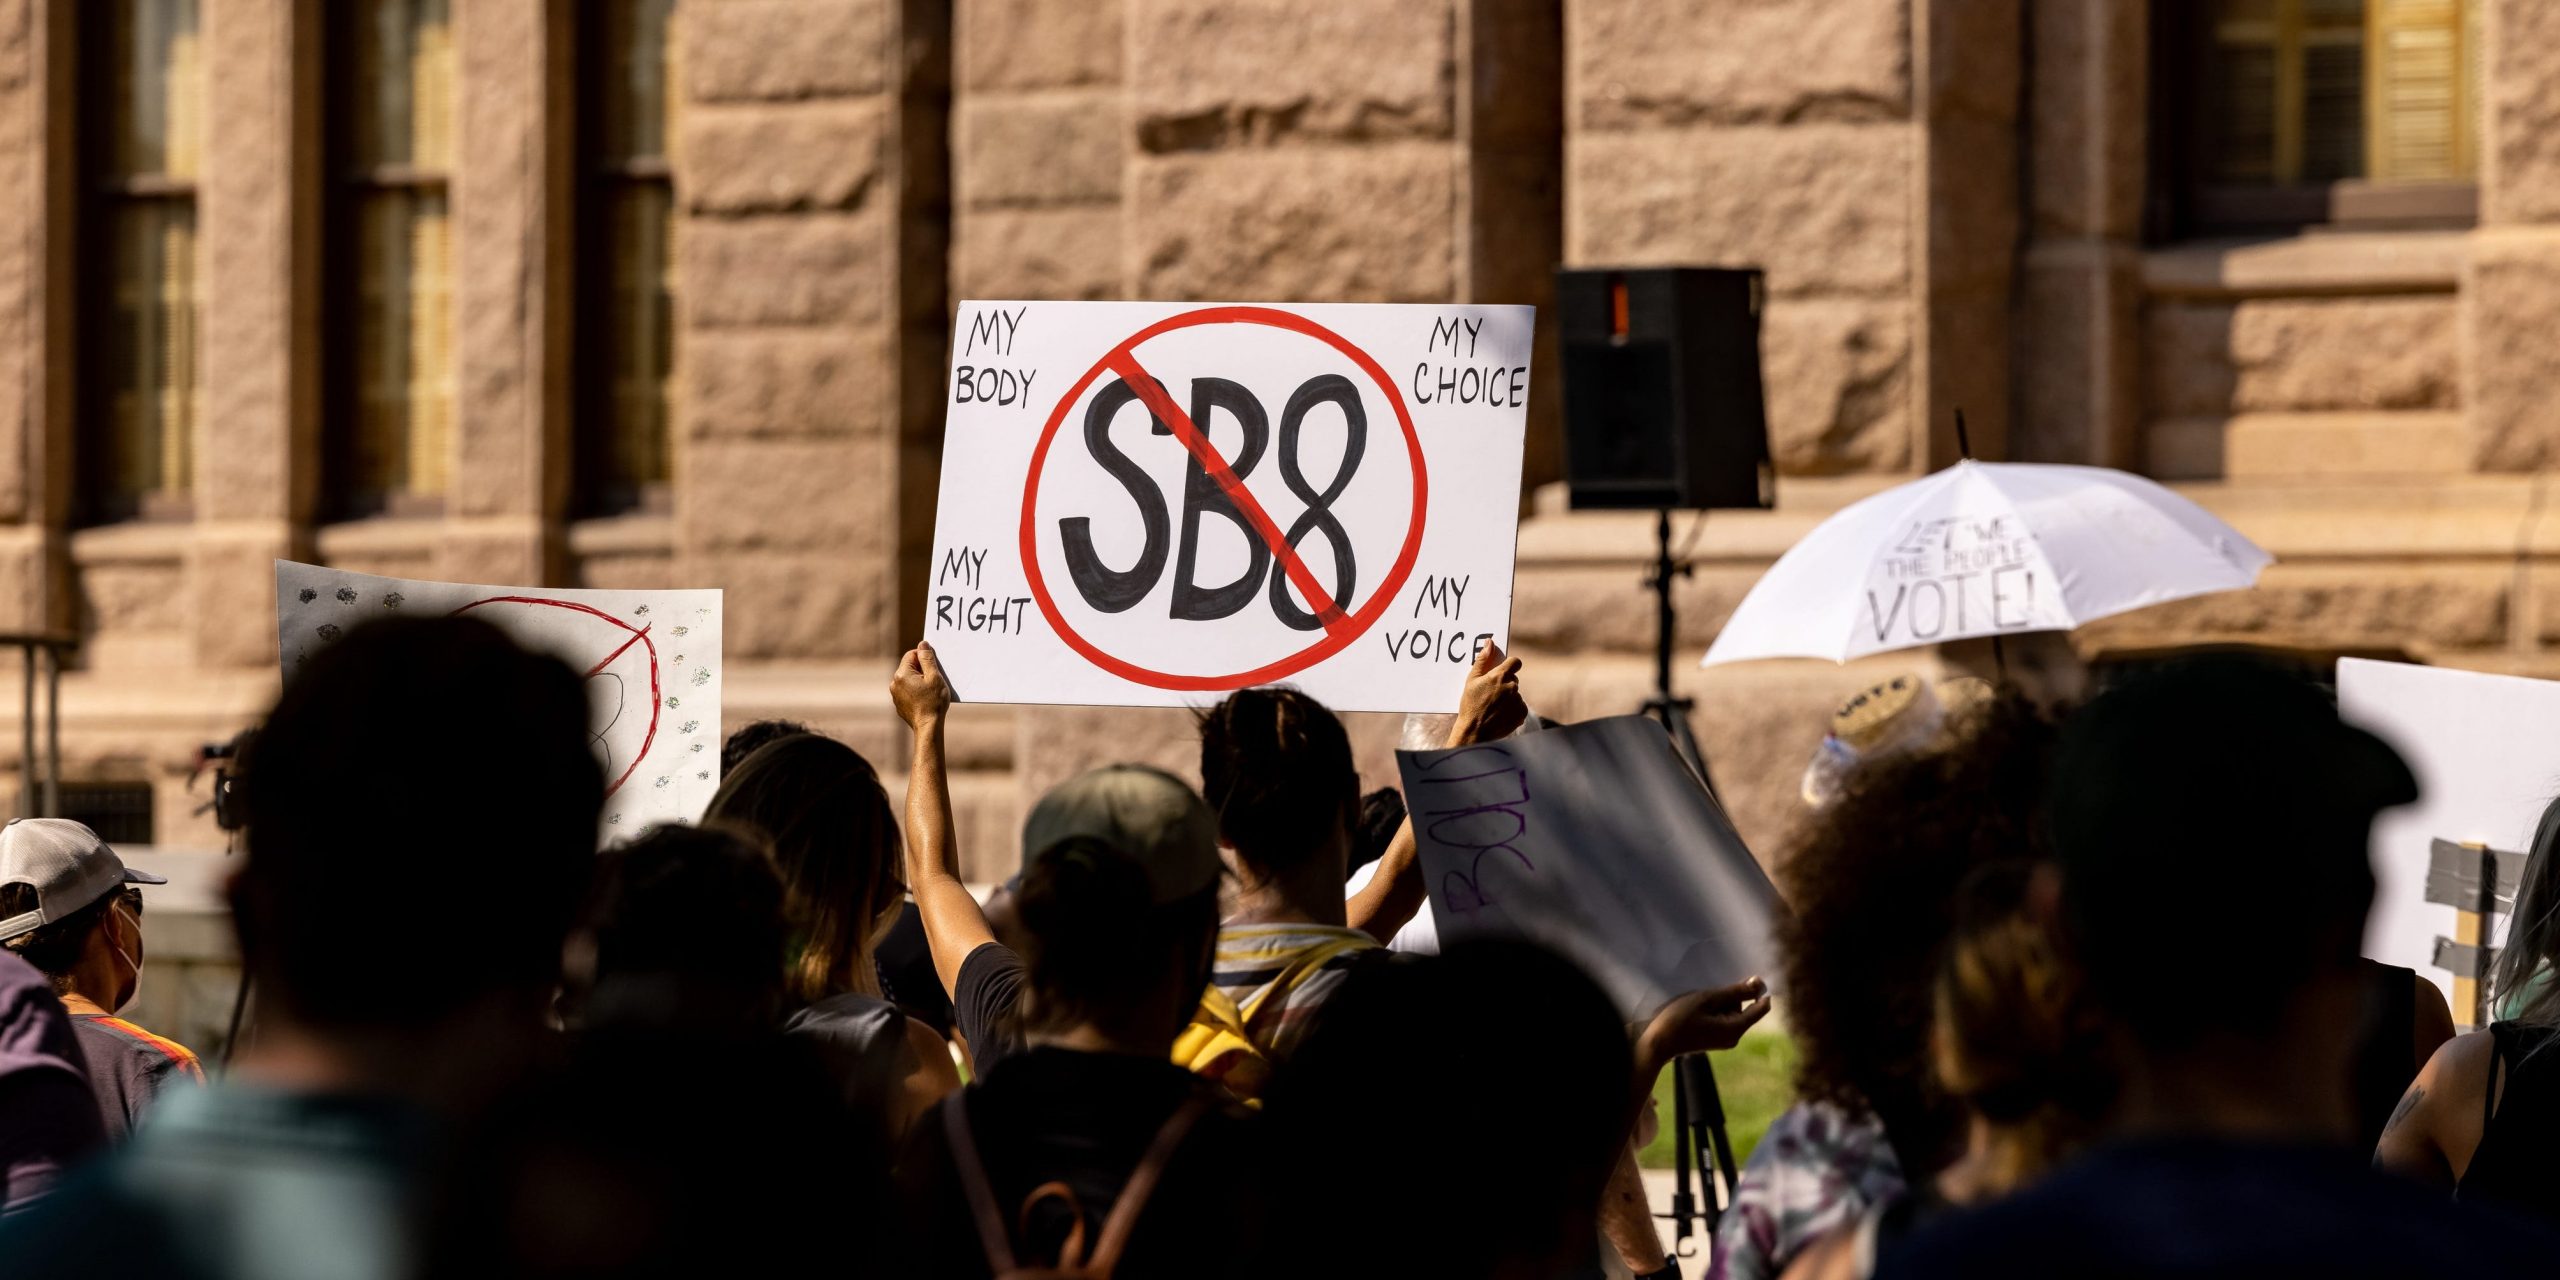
[2012,0,2146,468]
[1121,0,1562,484]
[673,0,949,659]
[1567,0,1915,477]
[441,0,573,586]
[2468,0,2560,471]
[0,1,71,633]
[952,0,1124,302]
[190,0,318,667]
[1462,0,1564,493]
[1912,0,2021,466]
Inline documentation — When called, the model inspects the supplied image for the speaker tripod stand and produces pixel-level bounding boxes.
[1640,507,1743,1250]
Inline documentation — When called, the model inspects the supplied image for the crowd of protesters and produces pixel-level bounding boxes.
[0,613,2557,1277]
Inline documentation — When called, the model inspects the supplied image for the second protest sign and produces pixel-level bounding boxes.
[928,300,1532,713]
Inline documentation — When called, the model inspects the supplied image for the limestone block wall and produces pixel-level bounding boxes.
[2471,0,2560,473]
[0,0,69,640]
[671,0,949,659]
[951,0,1124,301]
[1567,0,1919,476]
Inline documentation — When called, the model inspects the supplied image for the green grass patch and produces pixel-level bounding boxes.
[1637,1021,1798,1170]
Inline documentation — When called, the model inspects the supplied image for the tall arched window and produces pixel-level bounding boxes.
[579,0,676,515]
[84,0,203,523]
[2161,0,2478,235]
[326,0,456,516]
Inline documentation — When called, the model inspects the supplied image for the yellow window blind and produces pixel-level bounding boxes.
[586,0,676,508]
[97,0,201,518]
[341,0,454,506]
[2202,0,2368,185]
[2366,0,2477,181]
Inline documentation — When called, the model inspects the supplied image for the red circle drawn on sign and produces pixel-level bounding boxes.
[451,595,661,798]
[1017,306,1428,692]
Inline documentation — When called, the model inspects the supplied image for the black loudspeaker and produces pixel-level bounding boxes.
[1556,267,1773,511]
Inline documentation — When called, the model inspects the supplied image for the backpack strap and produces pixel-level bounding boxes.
[941,1093,1022,1276]
[1014,1182,1093,1271]
[1080,1096,1214,1279]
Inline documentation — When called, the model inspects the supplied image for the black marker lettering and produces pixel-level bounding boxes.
[1059,377,1173,614]
[1167,378,1272,622]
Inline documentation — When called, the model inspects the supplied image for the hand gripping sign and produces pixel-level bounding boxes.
[927,301,1533,713]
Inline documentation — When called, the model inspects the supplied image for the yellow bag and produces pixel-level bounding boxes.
[1169,985,1272,1106]
[1170,932,1376,1105]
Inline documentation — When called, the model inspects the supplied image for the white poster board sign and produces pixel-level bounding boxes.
[1396,715,1780,1016]
[925,300,1532,713]
[275,562,725,836]
[2338,658,2560,1002]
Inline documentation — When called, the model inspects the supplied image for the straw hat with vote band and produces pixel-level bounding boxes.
[0,818,166,942]
[1020,764,1224,902]
[1800,674,1996,809]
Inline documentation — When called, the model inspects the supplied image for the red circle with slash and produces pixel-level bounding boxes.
[1018,306,1427,691]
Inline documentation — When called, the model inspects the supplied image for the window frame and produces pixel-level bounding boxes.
[572,0,677,519]
[2148,0,2479,242]
[75,0,201,527]
[319,0,455,522]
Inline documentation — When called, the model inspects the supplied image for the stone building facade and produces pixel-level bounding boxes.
[1,0,2554,903]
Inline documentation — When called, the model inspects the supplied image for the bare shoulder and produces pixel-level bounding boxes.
[2404,1027,2497,1125]
[2428,1027,2498,1089]
[902,1013,956,1073]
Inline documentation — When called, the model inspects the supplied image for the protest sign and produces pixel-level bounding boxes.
[2338,658,2560,1005]
[275,562,724,837]
[1396,715,1780,1016]
[925,300,1532,713]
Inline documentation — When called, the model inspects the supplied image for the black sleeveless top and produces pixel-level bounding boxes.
[2350,959,2419,1152]
[782,991,913,1137]
[2457,1020,2560,1223]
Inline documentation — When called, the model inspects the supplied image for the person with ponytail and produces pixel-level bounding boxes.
[897,765,1270,1279]
[702,733,957,1137]
[1177,644,1524,1101]
[1784,864,2110,1280]
[2377,791,2560,1223]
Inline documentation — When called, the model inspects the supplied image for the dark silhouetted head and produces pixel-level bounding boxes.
[238,615,599,1031]
[720,718,812,776]
[2050,657,2414,1050]
[1266,940,1631,1280]
[1011,765,1225,1042]
[567,823,785,1032]
[1015,836,1220,1042]
[1197,686,1358,884]
[1349,788,1406,879]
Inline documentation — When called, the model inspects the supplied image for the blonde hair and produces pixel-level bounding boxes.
[702,734,904,1005]
[1931,864,2110,1196]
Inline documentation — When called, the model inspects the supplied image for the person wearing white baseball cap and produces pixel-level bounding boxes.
[0,818,198,1141]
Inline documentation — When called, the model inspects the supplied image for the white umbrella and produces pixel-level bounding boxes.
[1702,460,2272,666]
